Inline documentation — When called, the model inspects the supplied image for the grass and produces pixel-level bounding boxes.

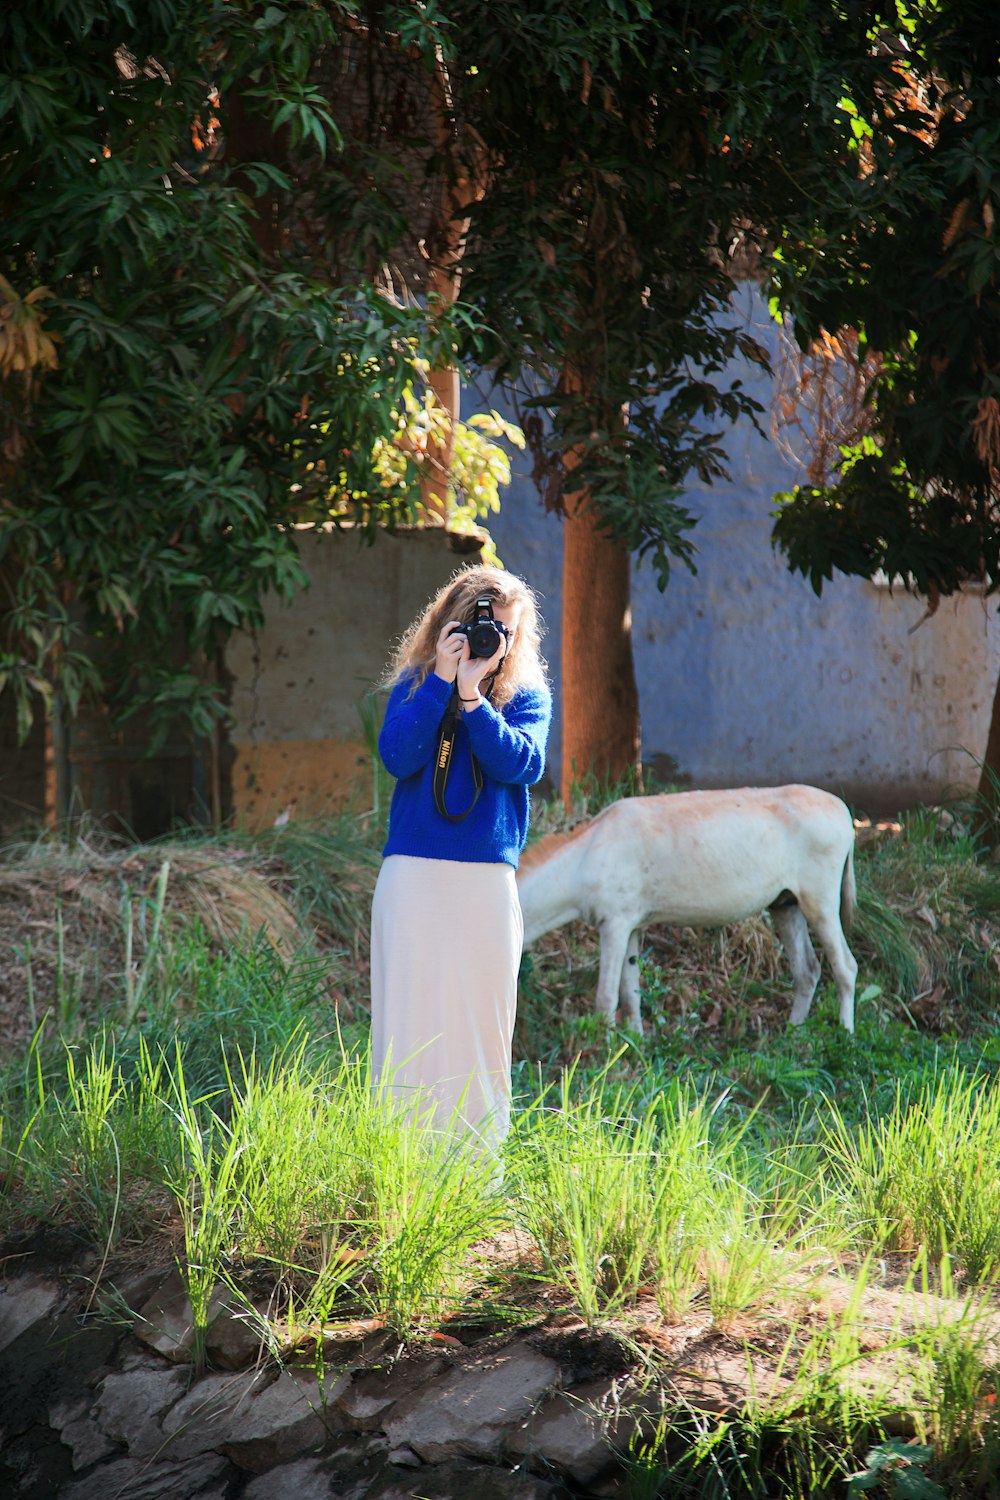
[5,791,1000,1492]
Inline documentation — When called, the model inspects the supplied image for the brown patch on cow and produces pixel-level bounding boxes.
[521,786,851,873]
[519,817,599,871]
[642,786,844,832]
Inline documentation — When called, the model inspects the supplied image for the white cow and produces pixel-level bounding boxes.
[516,785,859,1030]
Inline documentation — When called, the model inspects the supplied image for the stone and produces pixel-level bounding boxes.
[159,1365,346,1470]
[223,1367,350,1473]
[132,1270,229,1363]
[321,1324,399,1369]
[60,1452,229,1500]
[49,1394,118,1471]
[334,1355,449,1431]
[242,1456,336,1499]
[387,1444,422,1466]
[157,1369,272,1460]
[341,1464,559,1500]
[505,1380,620,1486]
[95,1362,189,1460]
[0,1273,63,1355]
[97,1266,173,1321]
[60,1415,119,1471]
[383,1341,561,1464]
[49,1391,91,1430]
[204,1299,270,1370]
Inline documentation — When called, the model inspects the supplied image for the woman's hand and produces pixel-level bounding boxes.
[456,632,507,709]
[433,621,468,684]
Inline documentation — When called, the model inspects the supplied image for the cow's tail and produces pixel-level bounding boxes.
[841,840,857,936]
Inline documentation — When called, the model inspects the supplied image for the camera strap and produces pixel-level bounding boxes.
[432,675,498,823]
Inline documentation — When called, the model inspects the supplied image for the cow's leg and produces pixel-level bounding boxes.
[808,906,858,1033]
[794,878,859,1032]
[595,918,633,1023]
[618,929,642,1030]
[771,904,821,1025]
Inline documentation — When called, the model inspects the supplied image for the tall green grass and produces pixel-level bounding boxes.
[508,1069,846,1330]
[9,1032,1000,1321]
[8,797,1000,1494]
[821,1067,1000,1277]
[6,1014,1000,1496]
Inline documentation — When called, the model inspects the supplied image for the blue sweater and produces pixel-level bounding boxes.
[379,671,552,868]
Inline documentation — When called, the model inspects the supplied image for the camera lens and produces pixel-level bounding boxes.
[467,620,502,658]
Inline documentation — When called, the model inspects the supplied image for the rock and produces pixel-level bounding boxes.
[95,1362,189,1459]
[49,1391,91,1430]
[60,1452,229,1500]
[242,1456,337,1499]
[341,1463,559,1500]
[223,1367,348,1473]
[0,1273,63,1355]
[50,1392,118,1471]
[97,1266,173,1321]
[132,1269,229,1363]
[242,1366,351,1469]
[334,1354,449,1431]
[383,1341,561,1464]
[204,1298,270,1370]
[59,1416,119,1472]
[159,1364,346,1470]
[132,1272,270,1371]
[157,1369,272,1460]
[321,1324,399,1369]
[387,1444,422,1466]
[506,1379,620,1486]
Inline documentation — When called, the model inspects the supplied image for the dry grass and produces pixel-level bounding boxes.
[0,834,311,1055]
[6,795,1000,1063]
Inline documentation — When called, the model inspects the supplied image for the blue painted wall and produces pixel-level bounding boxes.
[477,286,1000,813]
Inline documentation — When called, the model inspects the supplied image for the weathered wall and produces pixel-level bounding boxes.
[225,526,481,827]
[485,285,1000,813]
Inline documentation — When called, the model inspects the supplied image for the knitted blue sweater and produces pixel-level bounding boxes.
[379,671,552,868]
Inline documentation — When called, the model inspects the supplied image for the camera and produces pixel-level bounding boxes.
[452,597,509,659]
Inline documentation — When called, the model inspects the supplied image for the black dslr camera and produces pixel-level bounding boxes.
[452,597,509,659]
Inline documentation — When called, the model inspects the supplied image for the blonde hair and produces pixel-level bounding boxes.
[385,565,548,708]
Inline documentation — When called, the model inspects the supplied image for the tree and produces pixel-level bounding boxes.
[316,3,845,798]
[767,5,1000,825]
[9,0,968,819]
[0,0,471,771]
[448,2,757,799]
[416,0,909,800]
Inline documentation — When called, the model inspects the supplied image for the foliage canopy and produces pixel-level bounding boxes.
[770,7,1000,604]
[0,0,473,741]
[5,0,999,754]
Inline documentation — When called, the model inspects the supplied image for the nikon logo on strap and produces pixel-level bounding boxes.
[433,691,484,822]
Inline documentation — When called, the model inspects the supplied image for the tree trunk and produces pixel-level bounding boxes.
[974,664,1000,844]
[560,494,641,804]
[224,92,287,260]
[420,69,489,520]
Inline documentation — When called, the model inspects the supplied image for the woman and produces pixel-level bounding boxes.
[370,565,551,1157]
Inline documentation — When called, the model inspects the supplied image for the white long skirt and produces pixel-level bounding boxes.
[370,854,523,1155]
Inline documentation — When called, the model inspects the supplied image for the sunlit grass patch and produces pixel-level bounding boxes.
[819,1066,1000,1280]
[506,1067,847,1333]
[8,796,1000,1492]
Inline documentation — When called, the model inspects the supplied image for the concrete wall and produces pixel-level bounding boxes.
[225,526,481,826]
[483,285,1000,814]
[223,283,1000,822]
